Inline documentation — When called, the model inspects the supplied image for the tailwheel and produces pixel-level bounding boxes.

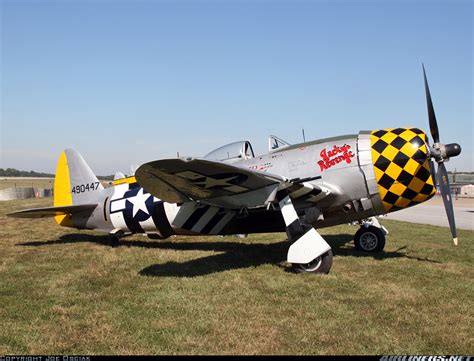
[292,250,333,274]
[354,225,385,252]
[110,235,121,247]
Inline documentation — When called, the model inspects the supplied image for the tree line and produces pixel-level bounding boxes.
[0,168,54,177]
[0,168,114,180]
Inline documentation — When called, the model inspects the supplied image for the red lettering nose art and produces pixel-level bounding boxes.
[317,144,355,171]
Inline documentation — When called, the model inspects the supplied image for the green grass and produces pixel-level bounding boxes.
[0,198,473,355]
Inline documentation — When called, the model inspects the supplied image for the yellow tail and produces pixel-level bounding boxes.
[54,151,73,226]
[53,149,103,226]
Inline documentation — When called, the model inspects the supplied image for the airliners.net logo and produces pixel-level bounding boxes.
[380,356,472,361]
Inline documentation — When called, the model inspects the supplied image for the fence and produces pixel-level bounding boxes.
[0,187,53,201]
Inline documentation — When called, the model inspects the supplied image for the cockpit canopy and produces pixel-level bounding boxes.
[204,141,255,163]
[268,135,290,153]
[204,136,291,163]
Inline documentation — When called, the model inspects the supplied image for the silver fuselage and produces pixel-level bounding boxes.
[69,128,436,237]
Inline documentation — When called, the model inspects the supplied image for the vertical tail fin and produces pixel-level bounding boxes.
[54,149,103,225]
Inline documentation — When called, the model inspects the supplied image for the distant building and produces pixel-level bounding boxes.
[445,173,473,198]
[460,184,474,197]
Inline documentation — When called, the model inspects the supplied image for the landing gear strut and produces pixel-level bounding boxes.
[277,191,333,274]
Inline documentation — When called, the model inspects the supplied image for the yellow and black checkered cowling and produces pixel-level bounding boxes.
[370,127,436,213]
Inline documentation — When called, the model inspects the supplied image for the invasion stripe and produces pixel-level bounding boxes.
[286,219,305,241]
[279,194,299,225]
[191,207,220,232]
[172,203,198,228]
[151,202,174,238]
[201,209,226,234]
[209,211,236,234]
[276,190,289,203]
[182,205,211,230]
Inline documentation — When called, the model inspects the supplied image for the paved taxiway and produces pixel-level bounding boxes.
[384,196,473,231]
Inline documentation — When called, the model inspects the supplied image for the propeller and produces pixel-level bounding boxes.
[422,64,462,245]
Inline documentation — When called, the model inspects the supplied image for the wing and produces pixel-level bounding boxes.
[135,157,331,209]
[7,204,98,218]
[135,157,286,209]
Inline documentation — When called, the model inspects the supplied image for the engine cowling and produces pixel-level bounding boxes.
[368,127,436,213]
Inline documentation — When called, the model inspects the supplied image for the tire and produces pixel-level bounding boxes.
[354,226,385,252]
[292,250,333,274]
[110,235,120,247]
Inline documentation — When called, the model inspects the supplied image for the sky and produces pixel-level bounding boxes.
[1,0,472,175]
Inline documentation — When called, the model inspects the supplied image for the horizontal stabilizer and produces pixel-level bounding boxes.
[7,204,98,218]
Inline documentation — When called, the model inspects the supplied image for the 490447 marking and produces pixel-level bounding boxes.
[71,182,100,194]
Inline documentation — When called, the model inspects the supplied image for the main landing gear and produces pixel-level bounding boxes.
[292,250,333,274]
[277,192,333,274]
[354,217,388,253]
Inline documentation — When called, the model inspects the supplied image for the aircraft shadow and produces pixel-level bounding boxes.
[18,233,441,277]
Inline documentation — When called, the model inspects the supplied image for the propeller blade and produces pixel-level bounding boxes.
[437,162,458,245]
[422,64,440,144]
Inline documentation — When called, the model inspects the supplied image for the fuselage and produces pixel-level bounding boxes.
[64,127,436,238]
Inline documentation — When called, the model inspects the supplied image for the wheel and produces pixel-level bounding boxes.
[110,235,120,247]
[292,250,333,274]
[354,225,385,252]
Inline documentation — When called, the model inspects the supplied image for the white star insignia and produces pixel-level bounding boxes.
[128,188,151,217]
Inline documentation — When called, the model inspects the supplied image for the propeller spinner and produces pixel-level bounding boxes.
[422,64,462,245]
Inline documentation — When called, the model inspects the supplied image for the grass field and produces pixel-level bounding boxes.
[0,178,55,190]
[0,178,111,190]
[1,197,473,355]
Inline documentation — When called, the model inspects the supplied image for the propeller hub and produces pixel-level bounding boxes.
[445,143,462,158]
[430,142,462,162]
